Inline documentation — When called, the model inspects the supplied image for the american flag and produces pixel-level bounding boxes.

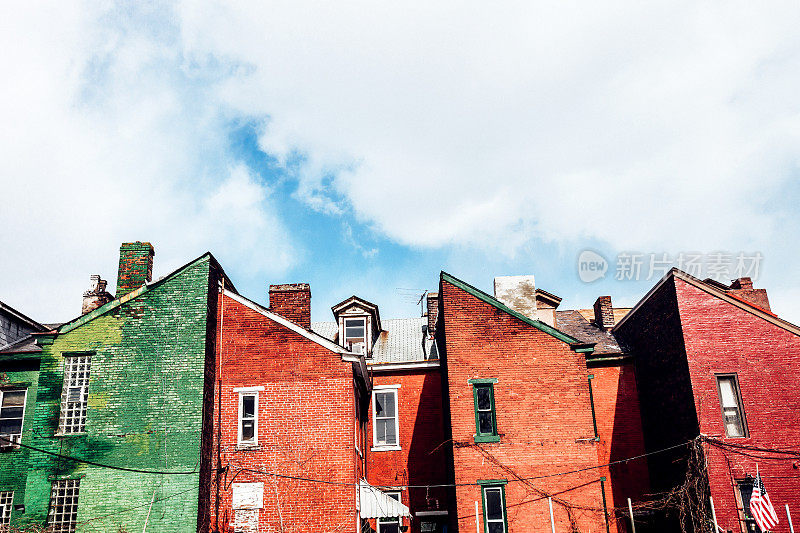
[750,473,779,531]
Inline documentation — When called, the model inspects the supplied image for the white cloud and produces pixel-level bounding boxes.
[0,2,295,321]
[2,1,800,321]
[176,0,800,255]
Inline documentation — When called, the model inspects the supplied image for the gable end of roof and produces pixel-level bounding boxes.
[440,271,591,352]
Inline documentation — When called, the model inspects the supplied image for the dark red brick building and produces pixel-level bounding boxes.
[615,269,800,533]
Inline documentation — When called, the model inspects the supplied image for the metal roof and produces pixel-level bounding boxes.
[312,317,434,364]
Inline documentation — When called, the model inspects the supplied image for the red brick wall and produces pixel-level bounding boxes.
[366,368,450,533]
[439,278,614,533]
[676,279,800,533]
[589,361,650,531]
[208,293,361,533]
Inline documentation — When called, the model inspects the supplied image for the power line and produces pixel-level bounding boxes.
[0,434,700,488]
[0,435,199,475]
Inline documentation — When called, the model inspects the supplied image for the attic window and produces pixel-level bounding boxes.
[344,317,366,354]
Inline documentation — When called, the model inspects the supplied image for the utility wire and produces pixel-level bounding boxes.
[0,435,199,475]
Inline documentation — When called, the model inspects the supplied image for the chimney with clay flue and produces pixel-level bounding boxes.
[82,275,113,315]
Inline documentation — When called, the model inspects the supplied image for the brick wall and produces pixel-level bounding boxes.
[439,277,613,533]
[366,368,449,533]
[614,277,699,504]
[209,292,361,533]
[269,284,311,329]
[115,241,155,296]
[8,255,213,532]
[589,360,650,531]
[675,278,800,533]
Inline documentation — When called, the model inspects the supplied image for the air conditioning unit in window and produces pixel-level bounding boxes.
[348,342,365,355]
[0,434,21,449]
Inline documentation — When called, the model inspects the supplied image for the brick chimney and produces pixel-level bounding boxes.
[426,292,439,338]
[116,242,155,297]
[593,296,614,330]
[82,275,113,314]
[728,277,771,312]
[493,275,537,321]
[269,283,311,329]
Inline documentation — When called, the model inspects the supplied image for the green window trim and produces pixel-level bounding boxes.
[480,483,509,533]
[472,381,499,443]
[468,378,498,385]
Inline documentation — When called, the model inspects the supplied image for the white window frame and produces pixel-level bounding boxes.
[343,316,367,354]
[0,388,27,447]
[57,355,92,435]
[0,490,13,529]
[377,490,402,533]
[372,385,400,451]
[48,479,80,533]
[235,387,263,447]
[481,485,508,533]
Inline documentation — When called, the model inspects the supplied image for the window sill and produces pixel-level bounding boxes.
[236,443,261,451]
[54,432,87,438]
[371,445,401,452]
[474,435,500,443]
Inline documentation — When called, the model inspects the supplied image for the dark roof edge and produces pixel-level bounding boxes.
[0,301,48,332]
[613,268,800,337]
[440,271,592,352]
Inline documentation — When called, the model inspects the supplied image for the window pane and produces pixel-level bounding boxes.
[479,412,494,435]
[376,392,395,418]
[719,378,737,407]
[2,391,25,407]
[0,420,22,434]
[385,419,397,444]
[377,419,388,443]
[488,523,505,533]
[242,420,255,440]
[724,408,744,437]
[477,386,492,410]
[242,396,255,418]
[0,407,23,419]
[485,489,503,520]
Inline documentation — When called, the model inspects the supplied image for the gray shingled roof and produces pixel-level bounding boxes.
[312,317,433,363]
[0,334,41,354]
[555,310,625,355]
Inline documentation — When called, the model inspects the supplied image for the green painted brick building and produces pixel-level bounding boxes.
[0,243,229,532]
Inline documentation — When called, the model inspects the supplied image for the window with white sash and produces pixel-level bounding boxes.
[0,491,13,530]
[481,484,508,533]
[236,388,261,447]
[48,479,80,532]
[57,355,92,434]
[377,491,401,533]
[716,374,747,438]
[0,388,26,447]
[372,386,399,449]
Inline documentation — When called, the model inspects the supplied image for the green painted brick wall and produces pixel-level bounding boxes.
[8,255,213,532]
[0,358,41,516]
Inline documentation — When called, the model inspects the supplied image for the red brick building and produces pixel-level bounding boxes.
[615,269,800,533]
[436,272,614,533]
[312,295,450,533]
[208,284,372,533]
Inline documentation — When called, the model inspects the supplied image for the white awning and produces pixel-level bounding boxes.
[359,480,411,519]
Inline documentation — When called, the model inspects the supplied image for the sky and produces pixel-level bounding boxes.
[2,1,800,325]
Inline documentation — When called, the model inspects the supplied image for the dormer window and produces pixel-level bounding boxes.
[344,317,366,354]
